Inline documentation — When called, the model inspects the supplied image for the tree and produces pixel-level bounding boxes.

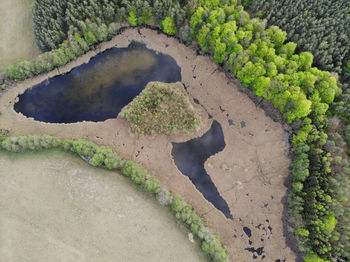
[252,76,271,97]
[127,10,138,26]
[213,39,227,63]
[161,16,177,35]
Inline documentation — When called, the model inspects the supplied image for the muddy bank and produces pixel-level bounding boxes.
[0,28,295,261]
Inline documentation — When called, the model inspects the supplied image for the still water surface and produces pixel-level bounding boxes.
[172,121,233,219]
[14,42,181,123]
[14,42,231,219]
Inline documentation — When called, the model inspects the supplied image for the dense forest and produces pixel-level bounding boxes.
[244,0,350,260]
[247,0,350,77]
[1,0,349,261]
[32,0,190,51]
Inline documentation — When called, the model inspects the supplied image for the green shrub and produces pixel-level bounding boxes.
[144,177,161,193]
[127,11,138,26]
[171,195,186,212]
[122,160,139,177]
[70,140,97,158]
[161,16,177,35]
[130,167,147,185]
[1,135,62,152]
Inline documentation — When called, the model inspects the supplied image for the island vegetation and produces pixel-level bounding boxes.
[0,0,349,261]
[120,82,200,135]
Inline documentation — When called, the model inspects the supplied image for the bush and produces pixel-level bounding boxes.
[161,16,177,35]
[70,140,97,158]
[1,135,62,152]
[144,177,161,193]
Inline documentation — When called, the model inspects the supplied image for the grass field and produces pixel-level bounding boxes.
[0,0,41,72]
[0,150,207,262]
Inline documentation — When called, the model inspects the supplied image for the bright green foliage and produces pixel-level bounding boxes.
[252,76,270,97]
[304,251,328,262]
[278,42,297,58]
[294,228,309,237]
[249,0,350,75]
[127,11,138,26]
[120,82,200,135]
[213,39,226,63]
[161,16,177,35]
[319,215,337,234]
[310,92,329,116]
[291,52,314,71]
[236,62,265,87]
[190,6,204,29]
[265,26,287,48]
[189,3,337,122]
[197,26,211,53]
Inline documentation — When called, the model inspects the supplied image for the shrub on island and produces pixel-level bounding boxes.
[120,82,201,135]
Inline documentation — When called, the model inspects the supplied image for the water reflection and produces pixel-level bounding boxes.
[14,42,181,123]
[171,120,233,219]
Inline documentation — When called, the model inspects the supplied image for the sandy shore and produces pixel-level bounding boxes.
[0,28,296,261]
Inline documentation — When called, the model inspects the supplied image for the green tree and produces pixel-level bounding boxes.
[161,16,177,35]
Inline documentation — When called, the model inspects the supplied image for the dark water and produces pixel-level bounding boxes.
[171,121,233,219]
[243,226,252,238]
[14,42,181,123]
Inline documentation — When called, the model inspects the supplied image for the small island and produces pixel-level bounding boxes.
[120,81,201,135]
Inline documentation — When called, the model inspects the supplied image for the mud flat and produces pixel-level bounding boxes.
[0,150,207,262]
[0,28,295,261]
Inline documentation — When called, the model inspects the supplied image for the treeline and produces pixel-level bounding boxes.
[238,0,350,260]
[189,0,347,261]
[5,0,193,80]
[2,0,349,260]
[33,0,191,52]
[189,0,339,123]
[0,133,228,262]
[247,0,350,76]
[6,19,122,80]
[33,0,67,51]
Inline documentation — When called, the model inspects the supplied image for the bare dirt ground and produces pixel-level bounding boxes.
[0,0,41,72]
[0,150,207,262]
[0,28,296,261]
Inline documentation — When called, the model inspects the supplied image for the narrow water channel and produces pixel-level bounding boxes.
[171,121,233,219]
[14,42,181,123]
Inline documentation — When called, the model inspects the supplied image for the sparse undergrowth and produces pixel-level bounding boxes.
[120,81,201,135]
